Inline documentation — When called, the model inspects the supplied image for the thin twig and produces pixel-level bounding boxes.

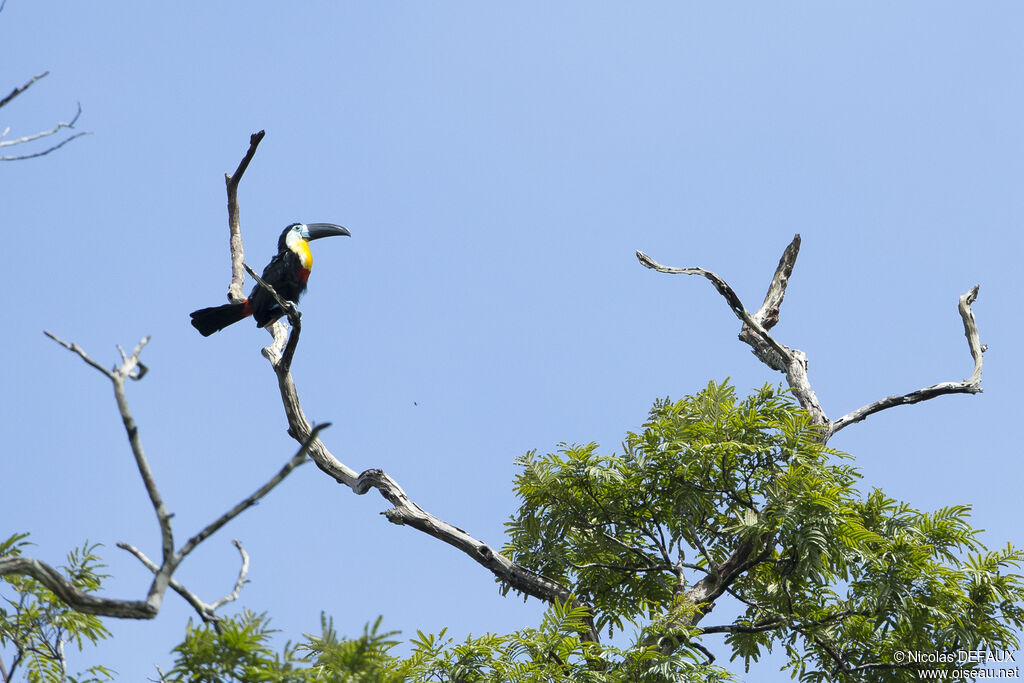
[0,72,48,110]
[43,331,113,379]
[0,132,89,161]
[208,540,250,612]
[0,103,82,148]
[177,423,327,558]
[0,100,89,161]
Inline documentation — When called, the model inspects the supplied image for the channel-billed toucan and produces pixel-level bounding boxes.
[190,222,350,336]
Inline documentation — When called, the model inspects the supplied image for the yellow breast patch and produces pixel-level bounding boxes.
[295,240,313,270]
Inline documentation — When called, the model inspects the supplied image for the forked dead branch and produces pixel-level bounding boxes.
[0,71,89,161]
[2,260,327,625]
[637,235,984,439]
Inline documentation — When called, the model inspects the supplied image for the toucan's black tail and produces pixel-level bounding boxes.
[189,300,251,336]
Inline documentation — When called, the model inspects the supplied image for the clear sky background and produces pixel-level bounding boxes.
[2,3,1021,680]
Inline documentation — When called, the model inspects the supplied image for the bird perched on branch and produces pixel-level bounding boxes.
[190,222,350,336]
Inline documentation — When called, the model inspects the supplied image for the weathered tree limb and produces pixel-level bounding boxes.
[208,539,251,612]
[0,555,159,619]
[750,234,801,331]
[224,130,265,303]
[637,240,827,424]
[0,71,48,110]
[266,354,576,606]
[636,237,984,438]
[266,288,599,639]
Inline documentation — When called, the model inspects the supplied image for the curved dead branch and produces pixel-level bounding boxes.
[264,338,575,605]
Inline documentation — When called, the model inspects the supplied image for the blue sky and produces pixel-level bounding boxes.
[2,3,1022,679]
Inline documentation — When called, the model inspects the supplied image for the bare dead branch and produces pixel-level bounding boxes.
[0,71,48,110]
[635,249,794,368]
[636,247,827,423]
[752,234,802,331]
[0,131,89,161]
[638,237,985,437]
[0,102,81,147]
[259,264,577,608]
[828,285,984,436]
[0,94,89,161]
[739,234,802,369]
[0,556,158,619]
[114,426,322,624]
[43,331,113,379]
[209,540,250,612]
[1,71,89,161]
[224,130,266,303]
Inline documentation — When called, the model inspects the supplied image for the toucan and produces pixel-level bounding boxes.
[190,222,350,336]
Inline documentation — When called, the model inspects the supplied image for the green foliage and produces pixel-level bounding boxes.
[166,602,735,683]
[503,381,1024,680]
[165,610,310,682]
[299,614,408,682]
[10,381,1023,682]
[0,534,115,683]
